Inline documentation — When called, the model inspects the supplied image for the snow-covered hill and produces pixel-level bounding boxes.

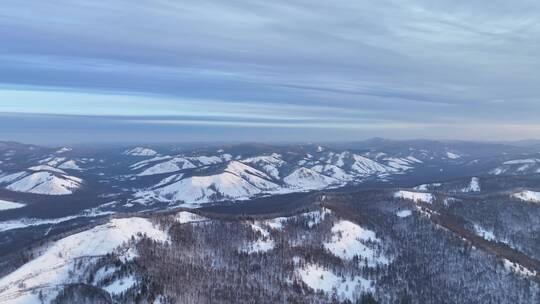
[0,169,83,195]
[0,217,167,304]
[512,190,540,203]
[489,158,540,176]
[0,199,25,211]
[132,149,411,206]
[0,209,389,303]
[123,147,158,157]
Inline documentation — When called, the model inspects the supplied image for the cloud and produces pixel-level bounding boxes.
[1,0,540,142]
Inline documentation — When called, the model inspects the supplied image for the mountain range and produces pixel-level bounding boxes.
[0,139,539,303]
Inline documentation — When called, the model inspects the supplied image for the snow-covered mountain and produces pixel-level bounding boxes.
[123,147,158,157]
[0,217,168,303]
[1,140,540,303]
[2,194,537,304]
[140,161,280,206]
[132,149,413,206]
[512,190,540,203]
[0,208,389,303]
[489,158,540,176]
[0,167,83,195]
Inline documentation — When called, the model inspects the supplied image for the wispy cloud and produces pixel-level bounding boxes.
[1,0,540,142]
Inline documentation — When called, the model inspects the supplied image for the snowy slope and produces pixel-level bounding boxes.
[0,217,167,304]
[394,190,434,204]
[5,171,82,195]
[132,148,421,206]
[461,177,481,192]
[396,209,412,218]
[324,220,388,265]
[0,199,25,211]
[55,147,72,154]
[138,157,196,176]
[284,167,338,190]
[489,158,540,175]
[297,264,373,301]
[144,161,280,205]
[0,172,27,184]
[224,161,278,190]
[310,164,352,181]
[176,211,208,224]
[321,151,392,176]
[350,154,393,175]
[57,160,82,171]
[135,155,231,176]
[512,190,540,203]
[152,172,264,204]
[28,165,66,174]
[123,147,158,156]
[446,152,461,159]
[242,153,285,180]
[414,182,442,191]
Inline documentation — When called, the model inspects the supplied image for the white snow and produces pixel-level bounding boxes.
[139,161,183,176]
[323,220,388,266]
[0,215,80,232]
[103,275,137,295]
[152,172,264,204]
[489,168,505,175]
[243,238,275,253]
[242,153,285,180]
[350,154,391,175]
[175,211,207,224]
[406,156,423,163]
[0,205,115,233]
[503,159,540,165]
[462,177,481,192]
[512,190,540,203]
[414,183,441,191]
[6,171,82,195]
[224,161,279,190]
[396,209,412,218]
[189,155,222,166]
[56,147,72,154]
[138,157,196,176]
[153,173,184,188]
[260,208,331,231]
[28,165,67,174]
[394,190,434,204]
[302,208,332,228]
[311,164,352,181]
[503,259,537,278]
[41,157,66,166]
[92,266,117,285]
[263,218,287,230]
[0,199,25,211]
[0,217,167,303]
[130,156,172,170]
[57,160,82,171]
[0,172,27,184]
[446,152,461,159]
[243,209,332,253]
[221,153,233,161]
[473,224,496,241]
[385,158,414,170]
[123,147,158,156]
[284,167,338,190]
[297,263,373,301]
[242,222,275,253]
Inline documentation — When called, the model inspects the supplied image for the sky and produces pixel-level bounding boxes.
[1,0,540,144]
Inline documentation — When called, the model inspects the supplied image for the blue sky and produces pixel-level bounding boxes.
[1,0,540,144]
